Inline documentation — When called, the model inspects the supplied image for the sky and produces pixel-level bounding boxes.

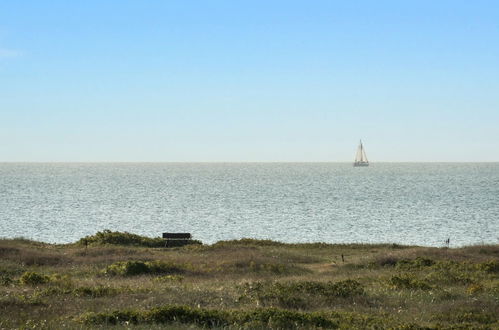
[1,1,498,162]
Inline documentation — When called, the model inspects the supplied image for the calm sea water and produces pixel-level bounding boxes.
[0,163,497,246]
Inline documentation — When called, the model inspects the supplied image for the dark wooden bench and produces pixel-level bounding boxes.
[162,233,192,247]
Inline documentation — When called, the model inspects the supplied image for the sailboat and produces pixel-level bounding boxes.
[353,140,369,167]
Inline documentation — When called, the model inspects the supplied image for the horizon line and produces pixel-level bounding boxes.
[1,161,498,164]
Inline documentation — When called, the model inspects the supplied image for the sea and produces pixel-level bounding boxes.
[0,163,497,247]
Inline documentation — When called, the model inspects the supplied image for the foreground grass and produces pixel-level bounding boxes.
[0,231,498,329]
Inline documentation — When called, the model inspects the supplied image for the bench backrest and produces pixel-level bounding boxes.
[162,233,192,239]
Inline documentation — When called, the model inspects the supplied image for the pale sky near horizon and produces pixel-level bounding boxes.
[1,1,498,162]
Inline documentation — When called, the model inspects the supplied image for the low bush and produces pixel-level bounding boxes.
[371,255,399,267]
[0,275,13,286]
[77,230,202,248]
[19,272,51,286]
[80,310,142,325]
[73,286,123,298]
[211,239,287,248]
[396,257,435,270]
[388,274,432,290]
[77,230,166,247]
[103,260,187,276]
[476,260,499,273]
[78,305,337,328]
[424,269,474,285]
[466,283,484,295]
[146,305,229,327]
[239,279,364,308]
[236,308,335,329]
[154,275,184,283]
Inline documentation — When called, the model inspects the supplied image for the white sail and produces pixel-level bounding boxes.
[354,140,369,166]
[355,145,363,162]
[361,144,368,162]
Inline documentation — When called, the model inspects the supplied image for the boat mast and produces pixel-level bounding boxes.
[354,139,369,166]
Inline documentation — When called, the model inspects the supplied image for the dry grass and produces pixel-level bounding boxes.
[0,234,497,329]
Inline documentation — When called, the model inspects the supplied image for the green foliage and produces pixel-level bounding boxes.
[146,305,229,327]
[388,274,432,290]
[466,283,484,295]
[166,239,203,247]
[371,255,399,267]
[77,230,166,247]
[78,305,337,328]
[211,238,287,248]
[236,308,336,329]
[396,257,436,270]
[154,275,184,283]
[77,230,202,248]
[79,310,142,325]
[239,279,364,308]
[394,257,498,276]
[2,235,498,329]
[73,285,123,298]
[476,260,499,273]
[0,275,13,286]
[19,272,51,286]
[16,293,46,306]
[103,260,187,276]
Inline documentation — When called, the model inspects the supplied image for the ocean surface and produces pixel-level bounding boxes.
[0,163,497,247]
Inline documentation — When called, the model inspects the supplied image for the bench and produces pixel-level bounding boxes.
[162,233,192,247]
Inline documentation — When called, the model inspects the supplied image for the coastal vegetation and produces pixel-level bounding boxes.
[0,231,498,329]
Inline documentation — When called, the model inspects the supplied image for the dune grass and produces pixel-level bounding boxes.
[0,231,497,329]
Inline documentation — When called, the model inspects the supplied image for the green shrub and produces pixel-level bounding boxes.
[396,257,435,270]
[371,256,399,267]
[211,238,287,248]
[103,260,186,276]
[77,230,202,248]
[476,260,499,273]
[239,279,364,308]
[73,286,122,298]
[19,272,51,286]
[154,275,184,283]
[79,305,337,328]
[77,230,165,247]
[79,310,142,325]
[0,275,13,286]
[237,308,336,329]
[146,305,229,327]
[424,269,474,285]
[466,283,484,295]
[388,274,432,290]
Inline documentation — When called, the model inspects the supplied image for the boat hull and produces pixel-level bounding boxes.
[353,162,369,167]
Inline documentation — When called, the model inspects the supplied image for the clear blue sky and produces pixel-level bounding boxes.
[1,1,498,162]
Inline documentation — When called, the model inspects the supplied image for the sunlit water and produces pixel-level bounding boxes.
[0,163,497,246]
